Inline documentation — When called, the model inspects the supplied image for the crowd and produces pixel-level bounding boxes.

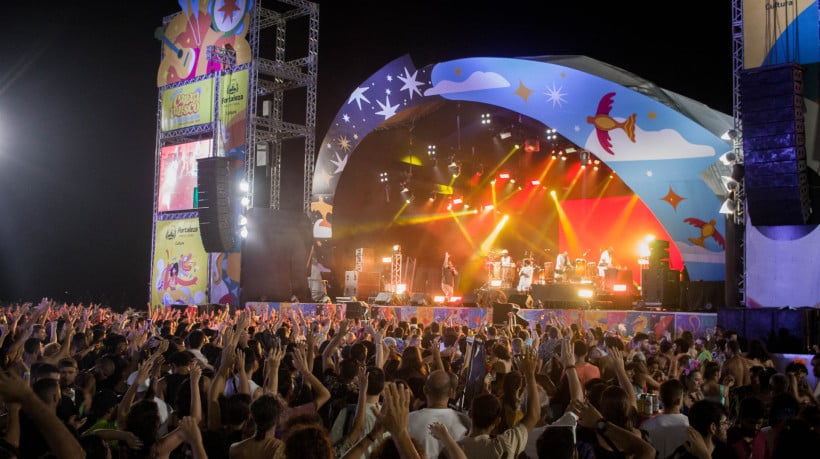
[0,298,818,459]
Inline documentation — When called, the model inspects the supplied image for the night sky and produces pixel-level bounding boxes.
[0,1,733,307]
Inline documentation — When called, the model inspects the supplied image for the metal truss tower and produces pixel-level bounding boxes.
[391,250,403,294]
[730,0,745,306]
[247,0,318,211]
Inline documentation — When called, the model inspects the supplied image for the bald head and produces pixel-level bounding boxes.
[425,370,452,403]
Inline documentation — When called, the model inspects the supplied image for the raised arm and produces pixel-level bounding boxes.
[560,337,584,402]
[572,399,655,459]
[0,370,86,459]
[607,348,636,409]
[518,347,541,431]
[322,319,350,373]
[293,346,330,409]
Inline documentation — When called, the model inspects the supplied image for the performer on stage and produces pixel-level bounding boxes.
[442,252,458,297]
[500,249,513,267]
[598,246,614,277]
[517,258,534,293]
[554,250,570,282]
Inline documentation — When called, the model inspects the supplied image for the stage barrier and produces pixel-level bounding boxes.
[245,302,717,341]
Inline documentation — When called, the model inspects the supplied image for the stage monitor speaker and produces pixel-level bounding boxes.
[373,292,394,305]
[345,301,368,320]
[461,293,479,308]
[409,292,432,306]
[508,293,533,309]
[197,157,236,253]
[741,63,811,226]
[492,302,515,326]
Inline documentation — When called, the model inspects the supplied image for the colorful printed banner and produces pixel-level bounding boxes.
[217,68,249,156]
[160,78,214,132]
[242,303,715,340]
[742,0,820,68]
[152,218,209,306]
[209,252,241,307]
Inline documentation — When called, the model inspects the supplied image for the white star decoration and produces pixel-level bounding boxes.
[398,67,424,100]
[375,96,399,119]
[544,82,567,108]
[386,88,391,95]
[387,75,393,82]
[347,87,370,110]
[330,152,348,174]
[342,114,350,123]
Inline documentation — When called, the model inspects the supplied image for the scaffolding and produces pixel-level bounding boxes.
[730,0,745,307]
[248,0,319,211]
[391,250,403,294]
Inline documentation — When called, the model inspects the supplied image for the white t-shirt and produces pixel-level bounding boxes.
[459,423,528,459]
[407,407,470,459]
[525,412,578,459]
[639,412,689,459]
[223,375,261,397]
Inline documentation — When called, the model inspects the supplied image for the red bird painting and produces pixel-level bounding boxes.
[586,92,637,155]
[684,218,725,250]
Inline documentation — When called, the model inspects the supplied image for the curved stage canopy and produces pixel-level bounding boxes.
[311,55,734,282]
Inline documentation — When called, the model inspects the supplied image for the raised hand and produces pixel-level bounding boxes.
[569,399,604,429]
[517,347,537,377]
[606,347,625,371]
[559,336,575,368]
[428,421,453,442]
[371,382,412,435]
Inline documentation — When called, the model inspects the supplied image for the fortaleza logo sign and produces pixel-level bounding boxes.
[219,69,248,124]
[161,78,215,132]
[164,224,199,240]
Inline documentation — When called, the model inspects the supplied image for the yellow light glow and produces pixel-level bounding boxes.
[578,288,594,298]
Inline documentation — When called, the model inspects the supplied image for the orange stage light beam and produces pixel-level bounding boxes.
[479,214,509,256]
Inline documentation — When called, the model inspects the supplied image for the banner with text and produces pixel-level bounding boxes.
[152,218,209,306]
[160,77,215,132]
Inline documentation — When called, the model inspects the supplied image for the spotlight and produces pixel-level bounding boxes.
[239,180,250,192]
[393,244,401,252]
[238,215,248,226]
[239,227,248,238]
[719,198,736,215]
[401,187,414,203]
[481,113,492,125]
[721,129,738,141]
[719,151,738,165]
[382,257,392,263]
[578,288,594,298]
[530,180,540,186]
[448,161,461,177]
[499,131,512,140]
[721,176,739,192]
[550,190,557,199]
[240,196,250,207]
[429,192,436,202]
[427,145,436,160]
[379,172,389,183]
[499,173,510,179]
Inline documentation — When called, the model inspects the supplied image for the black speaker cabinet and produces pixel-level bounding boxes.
[197,157,236,253]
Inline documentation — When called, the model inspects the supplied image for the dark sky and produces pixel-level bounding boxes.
[0,1,733,306]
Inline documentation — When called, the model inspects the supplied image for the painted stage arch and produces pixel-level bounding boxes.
[311,55,733,281]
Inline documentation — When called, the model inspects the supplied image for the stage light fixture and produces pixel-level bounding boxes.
[565,147,577,154]
[490,279,502,287]
[561,156,567,161]
[379,171,389,183]
[396,284,407,294]
[382,257,392,263]
[578,288,594,298]
[427,144,436,159]
[239,180,250,192]
[719,198,736,215]
[593,166,599,171]
[510,179,516,184]
[240,196,250,207]
[499,131,512,140]
[579,151,589,163]
[452,197,463,205]
[393,244,401,252]
[481,113,492,125]
[530,180,540,186]
[549,190,557,199]
[448,161,461,177]
[721,129,739,141]
[433,295,446,304]
[613,284,628,292]
[719,151,738,165]
[239,227,248,238]
[499,173,510,179]
[551,154,557,160]
[238,216,247,226]
[428,192,436,202]
[721,175,739,191]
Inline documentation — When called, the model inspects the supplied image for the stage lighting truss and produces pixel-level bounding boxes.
[391,248,402,294]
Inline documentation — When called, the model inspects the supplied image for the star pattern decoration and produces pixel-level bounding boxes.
[330,152,349,174]
[544,82,567,108]
[337,136,352,152]
[398,67,424,100]
[661,186,686,211]
[646,170,653,177]
[375,96,399,119]
[648,111,657,120]
[342,114,350,123]
[218,0,241,22]
[514,81,534,103]
[347,87,371,110]
[387,75,393,82]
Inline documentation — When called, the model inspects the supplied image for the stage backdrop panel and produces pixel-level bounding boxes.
[158,139,212,212]
[152,217,209,306]
[160,77,215,132]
